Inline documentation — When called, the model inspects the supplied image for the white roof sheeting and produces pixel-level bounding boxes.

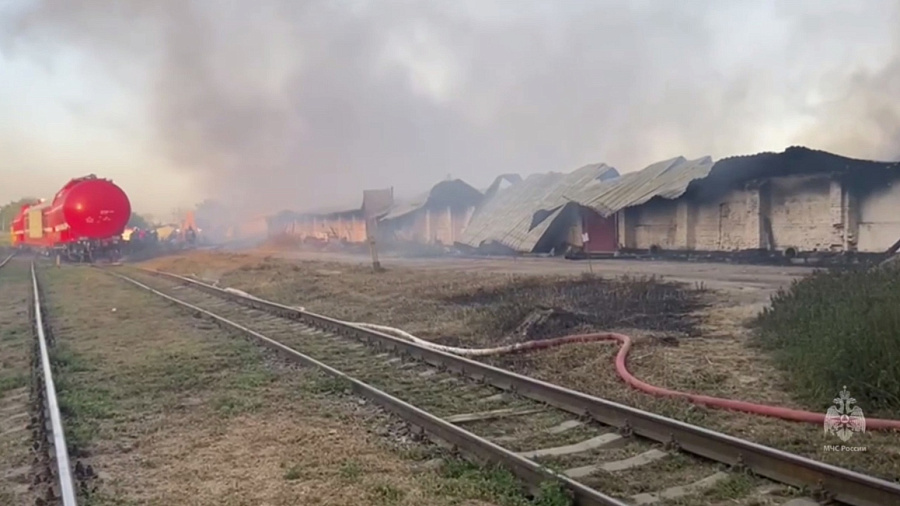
[458,163,618,251]
[459,157,715,252]
[567,156,714,217]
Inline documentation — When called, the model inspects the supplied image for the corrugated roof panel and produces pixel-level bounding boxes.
[459,163,619,252]
[567,156,714,216]
[458,172,563,251]
[534,163,619,211]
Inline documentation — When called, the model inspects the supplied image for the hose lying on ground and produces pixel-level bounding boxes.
[213,280,900,430]
[363,326,900,430]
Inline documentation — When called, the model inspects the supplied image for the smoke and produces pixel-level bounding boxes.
[2,0,899,215]
[784,2,900,160]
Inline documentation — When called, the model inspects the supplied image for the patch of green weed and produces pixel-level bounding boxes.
[436,458,572,506]
[0,374,27,394]
[339,460,363,480]
[368,483,406,504]
[283,465,303,481]
[754,266,900,412]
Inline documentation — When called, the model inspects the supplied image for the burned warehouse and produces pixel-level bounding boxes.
[266,146,900,262]
[608,147,900,260]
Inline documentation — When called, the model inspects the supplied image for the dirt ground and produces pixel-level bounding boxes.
[263,249,815,300]
[141,249,900,481]
[40,265,563,506]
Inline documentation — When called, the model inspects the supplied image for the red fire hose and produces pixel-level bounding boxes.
[362,323,900,430]
[517,331,900,431]
[219,283,900,430]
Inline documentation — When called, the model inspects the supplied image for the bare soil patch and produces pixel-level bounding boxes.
[40,265,569,505]
[140,252,900,481]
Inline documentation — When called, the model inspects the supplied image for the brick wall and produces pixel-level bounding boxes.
[617,174,853,253]
[625,199,679,249]
[765,175,835,251]
[622,188,755,251]
[692,188,753,251]
[858,178,900,252]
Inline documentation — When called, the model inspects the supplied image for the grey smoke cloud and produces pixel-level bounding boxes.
[3,0,899,215]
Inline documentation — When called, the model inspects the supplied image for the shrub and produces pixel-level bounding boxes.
[753,265,900,413]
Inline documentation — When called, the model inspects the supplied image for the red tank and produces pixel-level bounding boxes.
[45,176,131,241]
[10,175,131,261]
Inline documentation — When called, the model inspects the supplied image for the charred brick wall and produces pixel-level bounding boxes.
[858,179,900,252]
[615,173,896,254]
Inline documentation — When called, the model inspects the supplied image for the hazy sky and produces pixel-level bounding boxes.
[1,0,898,217]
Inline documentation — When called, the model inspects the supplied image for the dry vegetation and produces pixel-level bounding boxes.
[143,253,705,346]
[40,265,571,506]
[0,260,34,505]
[142,251,900,480]
[755,266,900,413]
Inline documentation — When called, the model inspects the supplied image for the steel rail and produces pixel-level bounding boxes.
[108,269,629,506]
[31,262,79,505]
[137,266,900,506]
[0,252,14,269]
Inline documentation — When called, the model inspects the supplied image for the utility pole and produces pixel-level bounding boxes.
[362,186,393,273]
[583,231,593,274]
[367,217,382,272]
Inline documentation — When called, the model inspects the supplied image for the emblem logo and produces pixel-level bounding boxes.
[824,386,865,442]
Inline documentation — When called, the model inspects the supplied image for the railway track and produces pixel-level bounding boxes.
[0,256,85,505]
[106,266,900,506]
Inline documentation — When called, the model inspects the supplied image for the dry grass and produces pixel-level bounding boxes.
[0,260,33,505]
[141,251,900,480]
[141,253,704,346]
[40,265,570,506]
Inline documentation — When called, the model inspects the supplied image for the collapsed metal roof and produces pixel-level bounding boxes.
[269,146,899,244]
[458,163,619,251]
[561,156,715,217]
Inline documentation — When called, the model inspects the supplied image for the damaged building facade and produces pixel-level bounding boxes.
[459,148,900,259]
[267,180,483,247]
[457,164,620,254]
[610,148,900,258]
[267,147,900,261]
